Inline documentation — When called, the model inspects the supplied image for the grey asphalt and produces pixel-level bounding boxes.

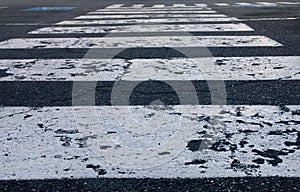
[0,0,300,191]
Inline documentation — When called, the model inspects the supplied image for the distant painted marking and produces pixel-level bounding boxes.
[105,4,124,9]
[0,36,282,49]
[277,2,300,4]
[234,2,253,6]
[131,4,144,8]
[0,57,298,81]
[30,23,254,34]
[194,3,208,7]
[56,17,238,25]
[90,10,217,14]
[256,2,278,6]
[0,6,8,10]
[22,7,76,11]
[152,4,165,8]
[215,3,230,6]
[75,14,228,20]
[0,105,299,179]
[95,7,210,11]
[173,4,186,7]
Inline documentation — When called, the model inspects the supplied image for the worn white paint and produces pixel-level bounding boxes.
[29,23,253,34]
[74,14,228,19]
[0,36,282,49]
[214,3,230,6]
[173,4,186,7]
[152,4,165,8]
[95,7,211,11]
[90,10,217,14]
[55,17,238,25]
[234,2,253,6]
[0,57,298,81]
[0,105,299,179]
[256,2,278,6]
[131,4,144,8]
[194,4,208,7]
[277,1,300,5]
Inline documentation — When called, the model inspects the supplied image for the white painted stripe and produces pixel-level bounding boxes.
[29,23,254,34]
[235,2,253,6]
[215,3,230,6]
[90,10,218,14]
[3,17,298,26]
[173,4,186,7]
[0,36,281,49]
[131,4,144,8]
[0,57,298,81]
[1,105,299,179]
[152,4,165,8]
[75,14,228,20]
[256,2,277,6]
[194,3,208,7]
[105,4,124,9]
[95,8,210,11]
[56,18,238,25]
[278,2,300,5]
[0,6,8,10]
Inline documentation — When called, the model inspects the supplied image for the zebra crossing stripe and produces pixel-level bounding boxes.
[278,1,300,4]
[194,3,208,7]
[74,14,228,19]
[152,4,165,8]
[105,4,124,9]
[0,36,282,49]
[256,2,278,6]
[0,105,299,179]
[55,18,239,25]
[131,4,144,8]
[90,10,217,14]
[29,23,254,34]
[95,8,211,11]
[0,57,299,81]
[214,3,230,6]
[235,2,253,6]
[173,4,186,7]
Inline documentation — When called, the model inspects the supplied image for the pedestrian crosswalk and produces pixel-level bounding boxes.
[0,3,299,181]
[30,23,253,34]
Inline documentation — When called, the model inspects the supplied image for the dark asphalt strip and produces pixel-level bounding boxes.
[0,80,299,106]
[0,47,299,59]
[0,177,299,192]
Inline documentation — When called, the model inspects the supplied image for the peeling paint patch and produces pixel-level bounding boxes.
[0,105,300,179]
[0,69,13,78]
[0,57,298,81]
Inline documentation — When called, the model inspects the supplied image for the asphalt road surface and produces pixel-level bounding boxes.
[0,0,300,191]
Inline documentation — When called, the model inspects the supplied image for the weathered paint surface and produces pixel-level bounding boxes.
[0,57,299,81]
[0,105,299,179]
